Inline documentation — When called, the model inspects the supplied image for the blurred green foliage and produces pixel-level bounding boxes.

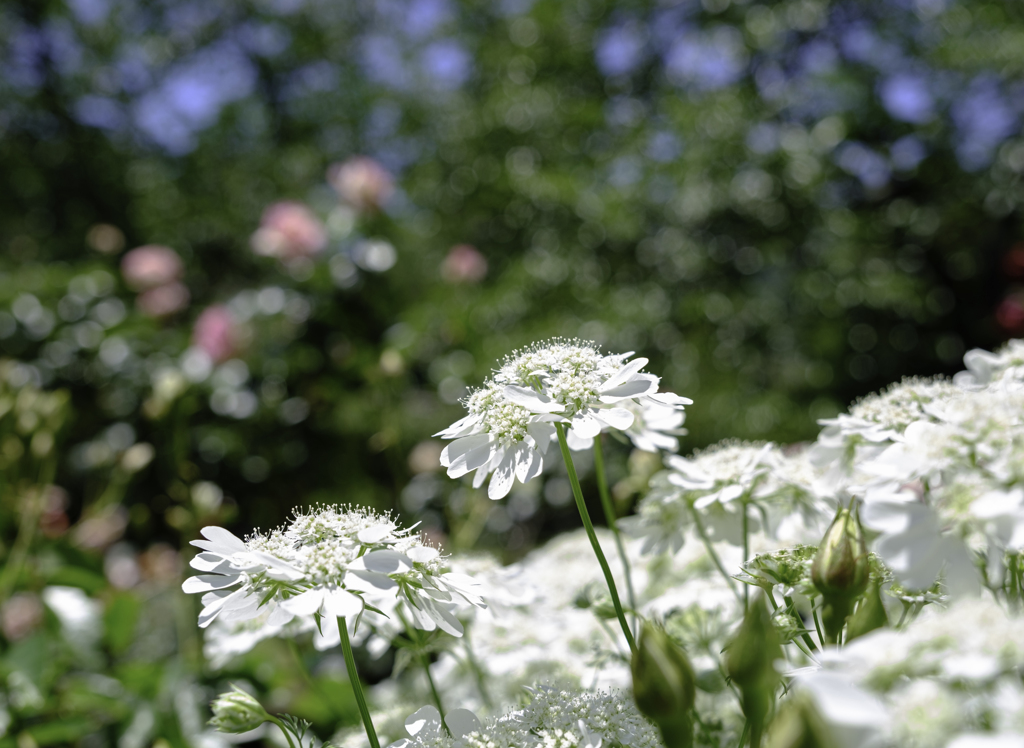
[1,0,1023,744]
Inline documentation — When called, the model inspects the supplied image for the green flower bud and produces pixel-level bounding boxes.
[811,506,870,643]
[766,693,833,748]
[209,686,272,734]
[632,621,696,748]
[845,577,888,642]
[726,595,782,740]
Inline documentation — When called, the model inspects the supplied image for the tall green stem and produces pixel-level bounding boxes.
[690,506,741,602]
[338,617,380,748]
[593,436,638,634]
[268,717,298,748]
[741,500,750,612]
[555,423,637,655]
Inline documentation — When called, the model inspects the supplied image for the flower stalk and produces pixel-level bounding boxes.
[338,617,380,748]
[555,423,637,655]
[593,435,638,632]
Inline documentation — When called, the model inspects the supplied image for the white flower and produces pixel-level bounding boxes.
[435,339,689,497]
[387,686,663,748]
[956,339,1024,389]
[804,596,1024,747]
[182,506,485,637]
[494,339,689,449]
[436,382,555,500]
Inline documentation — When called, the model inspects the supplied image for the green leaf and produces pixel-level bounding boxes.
[104,592,141,656]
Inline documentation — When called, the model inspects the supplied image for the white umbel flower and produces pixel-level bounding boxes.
[435,339,690,498]
[182,505,485,637]
[496,339,690,449]
[387,686,664,748]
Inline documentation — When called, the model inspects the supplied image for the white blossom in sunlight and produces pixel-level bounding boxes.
[181,506,484,638]
[435,339,690,497]
[388,686,664,748]
[802,595,1024,748]
[811,377,964,473]
[956,339,1024,389]
[436,382,555,500]
[623,441,831,555]
[494,338,690,450]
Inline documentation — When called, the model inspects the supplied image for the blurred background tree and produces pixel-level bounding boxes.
[1,0,1023,744]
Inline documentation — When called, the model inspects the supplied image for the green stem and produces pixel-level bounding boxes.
[555,423,636,655]
[338,617,380,748]
[0,483,46,605]
[690,506,742,602]
[593,436,638,634]
[269,717,298,748]
[783,595,819,654]
[737,720,750,748]
[812,606,826,648]
[462,630,493,709]
[421,652,449,734]
[741,500,750,613]
[397,608,449,734]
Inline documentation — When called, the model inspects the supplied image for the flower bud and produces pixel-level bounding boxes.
[726,595,782,737]
[811,507,869,598]
[209,686,271,734]
[844,577,888,642]
[632,621,695,748]
[811,506,870,643]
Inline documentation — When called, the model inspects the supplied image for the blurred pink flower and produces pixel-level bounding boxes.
[442,244,488,283]
[250,201,327,260]
[1,593,43,641]
[328,156,394,211]
[136,281,190,318]
[121,245,184,291]
[996,293,1024,334]
[193,305,239,363]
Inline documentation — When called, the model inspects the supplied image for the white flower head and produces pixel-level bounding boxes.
[495,338,690,449]
[182,505,484,637]
[388,686,662,748]
[435,338,690,498]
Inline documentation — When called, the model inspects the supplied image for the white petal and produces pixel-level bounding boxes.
[281,588,326,616]
[182,574,240,594]
[426,601,464,637]
[527,421,555,454]
[358,524,395,544]
[323,587,363,618]
[199,526,247,553]
[405,706,443,738]
[569,412,603,440]
[503,385,565,413]
[598,374,659,402]
[566,429,593,451]
[447,439,498,479]
[488,450,516,499]
[594,407,634,431]
[354,549,413,574]
[599,357,648,391]
[446,709,482,739]
[189,553,233,573]
[514,444,535,483]
[346,570,399,594]
[648,391,693,407]
[407,546,440,563]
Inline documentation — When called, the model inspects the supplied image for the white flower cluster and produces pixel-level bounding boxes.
[437,339,689,499]
[388,686,664,748]
[624,339,1024,597]
[800,596,1024,748]
[182,505,484,638]
[625,441,832,556]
